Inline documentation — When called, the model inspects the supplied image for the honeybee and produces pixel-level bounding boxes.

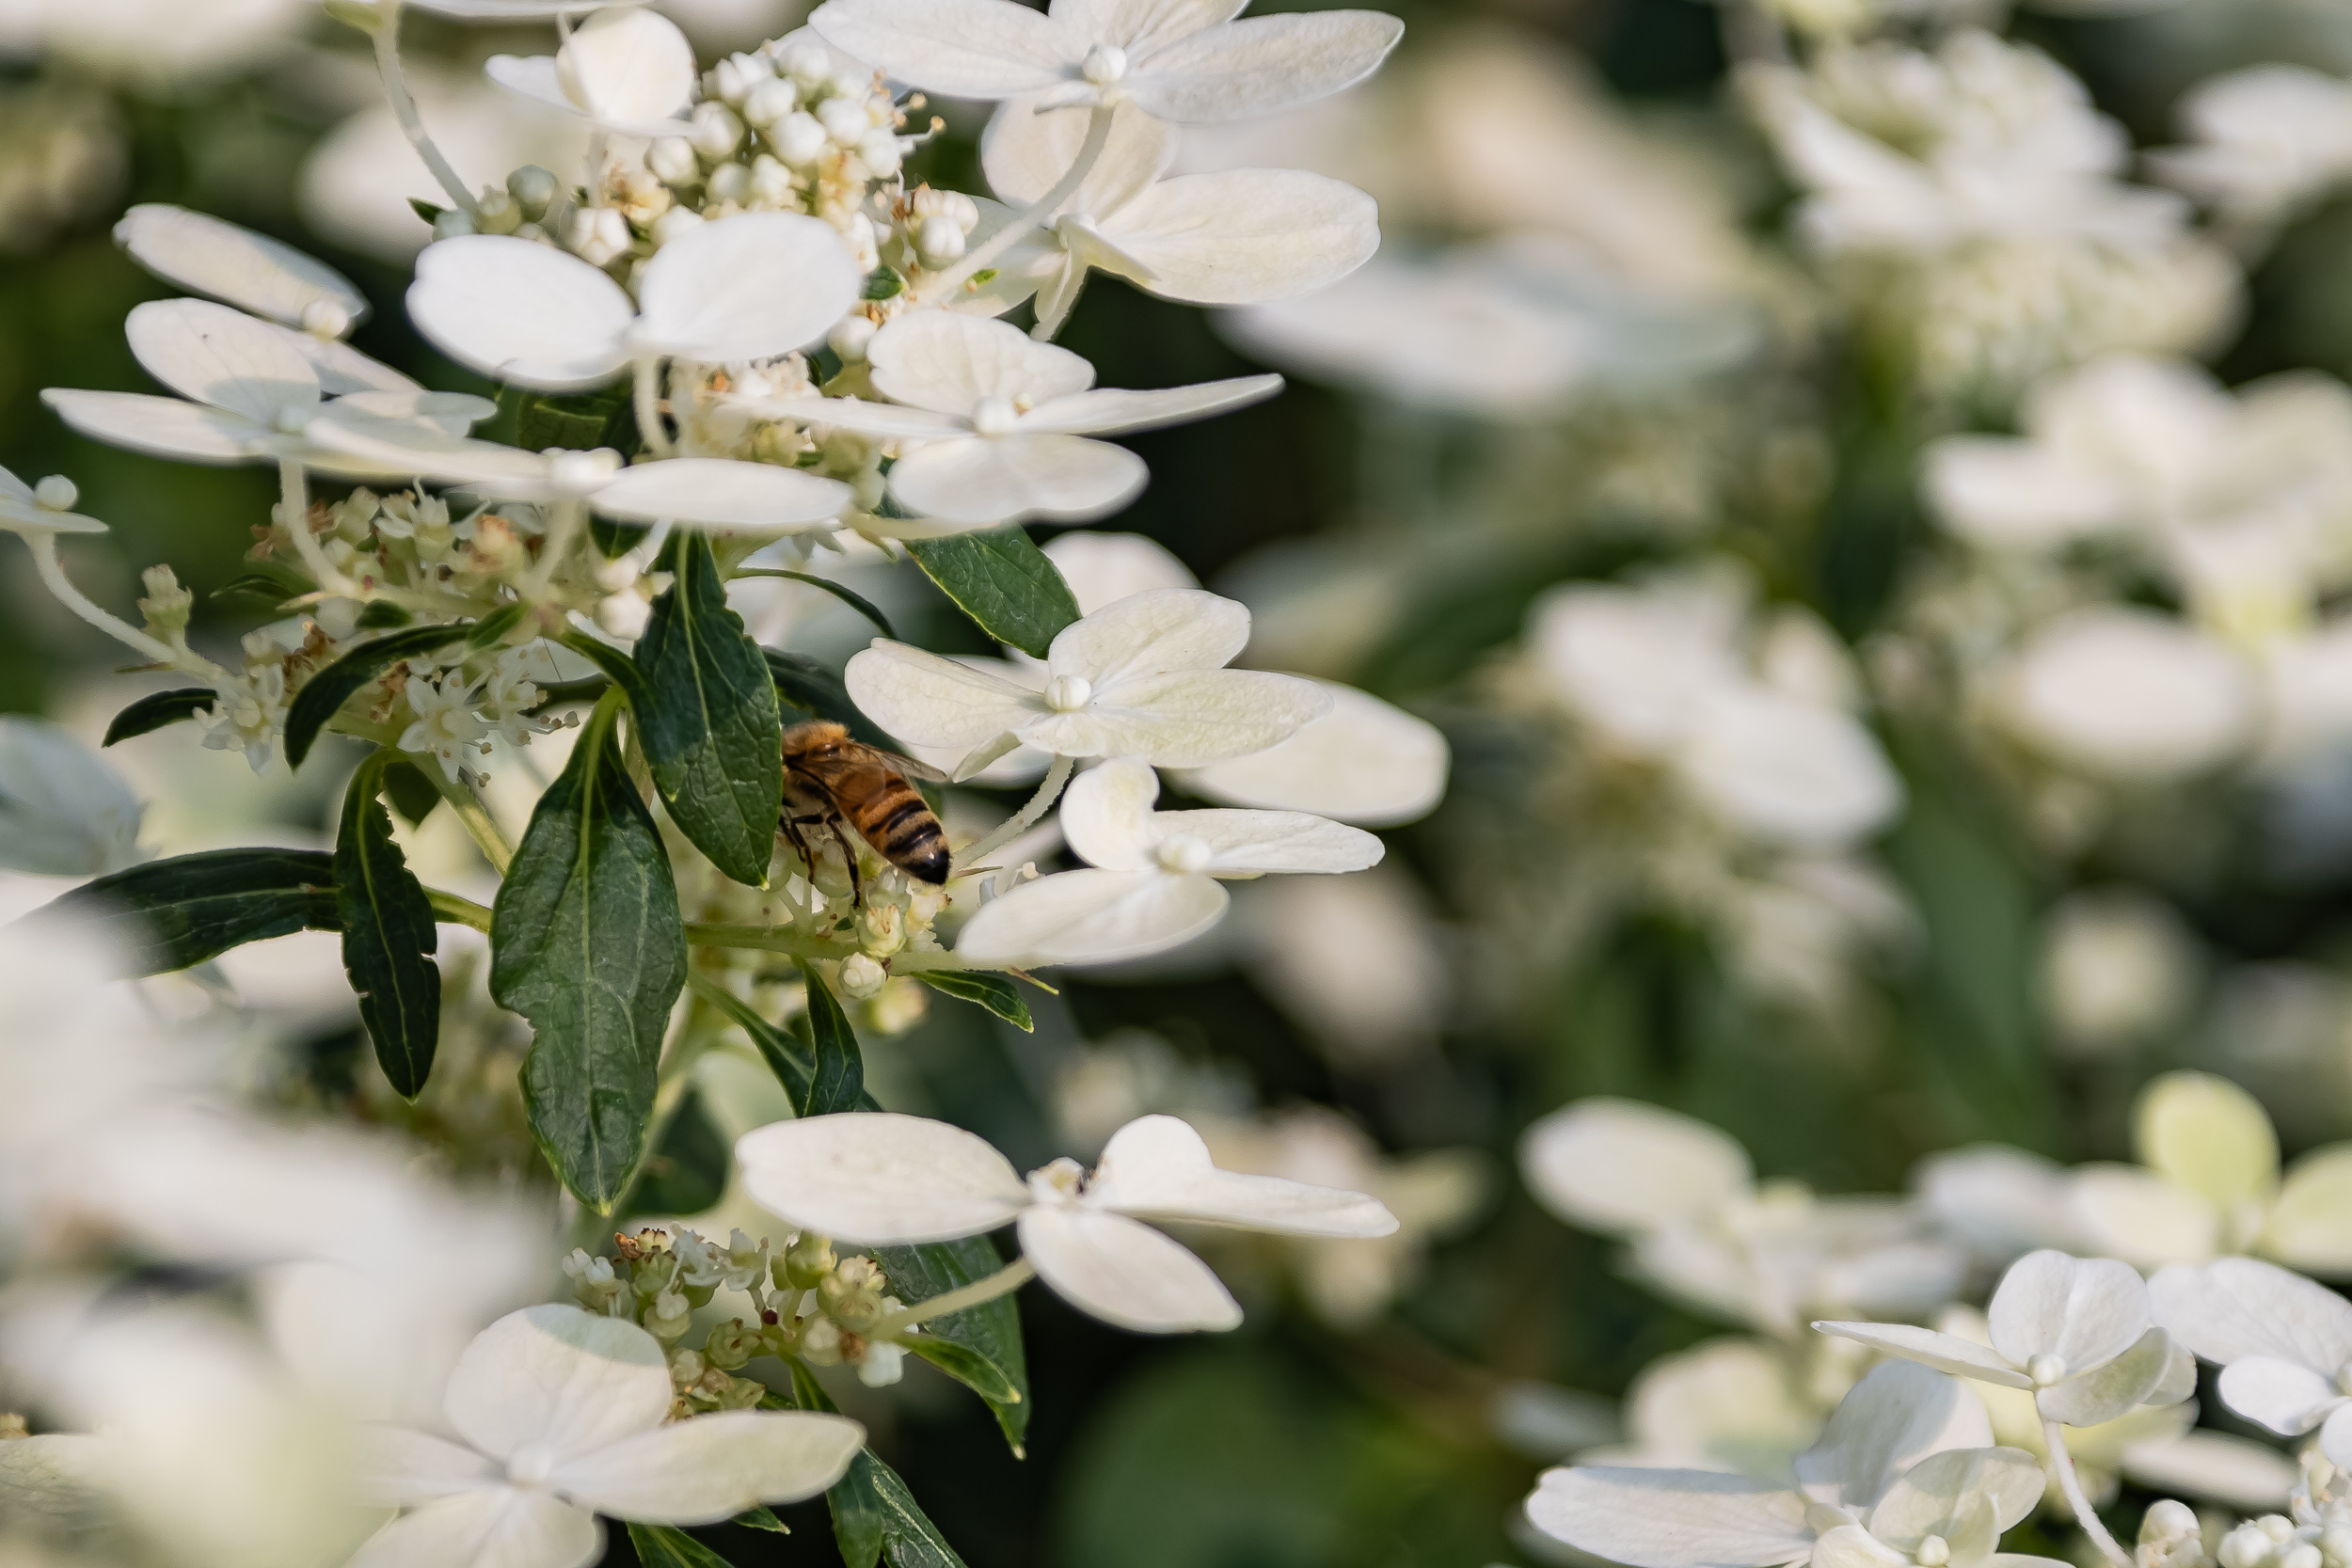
[778,721,951,901]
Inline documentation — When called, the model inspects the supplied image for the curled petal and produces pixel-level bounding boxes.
[116,204,369,332]
[1986,1250,2153,1375]
[1087,1114,1397,1236]
[734,1112,1032,1245]
[1057,756,1162,871]
[1124,10,1404,122]
[886,432,1145,525]
[346,1487,600,1568]
[1014,1205,1242,1332]
[551,1410,866,1522]
[845,641,1041,750]
[1867,1448,2045,1544]
[1523,1466,1813,1568]
[443,1307,672,1467]
[634,213,862,364]
[406,236,635,393]
[953,866,1229,966]
[807,0,1079,98]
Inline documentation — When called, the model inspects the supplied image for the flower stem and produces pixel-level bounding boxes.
[425,887,494,930]
[425,765,515,873]
[278,460,358,597]
[370,0,475,215]
[24,532,220,677]
[684,921,858,959]
[954,752,1074,873]
[916,103,1113,304]
[523,497,587,600]
[871,1257,1037,1338]
[633,356,675,459]
[2043,1418,2133,1568]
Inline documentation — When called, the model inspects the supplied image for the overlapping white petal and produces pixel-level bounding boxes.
[847,588,1329,774]
[2151,1256,2352,1463]
[407,217,860,393]
[1175,679,1447,827]
[736,1111,1394,1333]
[486,8,698,138]
[808,0,1401,123]
[116,204,370,335]
[355,1306,863,1568]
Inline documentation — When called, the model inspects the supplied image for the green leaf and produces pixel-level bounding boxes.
[380,758,444,826]
[831,1452,889,1568]
[103,688,215,747]
[732,1507,787,1534]
[357,600,411,630]
[864,267,904,301]
[209,570,302,605]
[733,569,897,639]
[633,533,784,887]
[22,848,338,974]
[905,527,1079,659]
[870,1455,970,1568]
[284,623,473,770]
[903,1335,1022,1404]
[491,696,687,1212]
[627,1523,739,1568]
[590,515,650,559]
[796,960,866,1117]
[914,971,1033,1032]
[629,1085,729,1216]
[335,754,441,1100]
[516,387,632,451]
[407,197,447,224]
[694,977,882,1113]
[466,601,530,650]
[787,1362,970,1568]
[876,1236,1028,1451]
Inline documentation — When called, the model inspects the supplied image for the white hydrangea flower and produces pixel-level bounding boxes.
[406,214,861,393]
[1527,1360,2055,1568]
[2151,1257,2352,1467]
[350,1306,865,1568]
[0,717,144,877]
[734,1111,1396,1333]
[399,664,495,783]
[1582,1336,1825,1480]
[806,0,1402,126]
[1992,609,2259,784]
[762,312,1280,526]
[846,588,1329,778]
[1816,1250,2194,1429]
[2150,67,2352,227]
[954,757,1383,967]
[486,7,699,138]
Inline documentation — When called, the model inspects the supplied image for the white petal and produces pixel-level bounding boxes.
[1047,587,1248,682]
[2118,1430,2297,1513]
[736,395,970,441]
[40,389,262,464]
[126,299,320,427]
[356,1425,500,1508]
[553,8,696,131]
[887,433,1144,524]
[2217,1355,2346,1436]
[1087,1113,1397,1236]
[589,458,852,531]
[845,641,1041,750]
[442,1306,672,1466]
[1178,679,1448,827]
[1049,0,1245,54]
[294,333,423,396]
[1995,610,2257,783]
[1795,1361,1994,1511]
[303,405,564,493]
[335,388,502,436]
[116,204,368,331]
[1985,1250,2153,1373]
[347,1487,600,1568]
[1912,1146,2082,1262]
[1676,688,1903,849]
[1152,804,1383,875]
[406,235,635,392]
[1098,169,1379,305]
[2066,1165,2219,1270]
[734,1112,1032,1245]
[634,213,862,363]
[953,866,1229,966]
[1810,1323,2032,1388]
[1019,668,1330,765]
[1867,1448,2045,1543]
[1041,530,1197,610]
[1924,436,2131,550]
[2322,1403,2352,1469]
[2038,1326,2181,1427]
[1522,1466,1812,1568]
[409,0,652,14]
[1124,10,1404,122]
[1014,1205,1242,1331]
[980,93,1172,214]
[806,0,1079,99]
[1813,1523,1911,1568]
[1018,374,1283,436]
[2149,1257,2352,1371]
[1517,1099,1753,1235]
[1056,755,1162,870]
[552,1410,864,1521]
[2267,1147,2352,1273]
[868,311,1094,415]
[2137,1071,2280,1212]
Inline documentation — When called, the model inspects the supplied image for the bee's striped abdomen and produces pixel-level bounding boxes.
[852,779,950,886]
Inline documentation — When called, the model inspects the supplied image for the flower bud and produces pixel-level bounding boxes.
[855,1340,906,1387]
[712,51,772,105]
[858,900,904,958]
[829,314,877,363]
[704,1320,760,1370]
[596,591,654,640]
[475,186,521,235]
[508,165,559,221]
[567,206,632,268]
[742,79,798,131]
[668,1348,706,1389]
[914,214,966,268]
[301,297,354,337]
[800,1317,844,1365]
[32,474,76,512]
[433,208,476,243]
[747,154,795,205]
[691,101,746,158]
[647,1289,692,1340]
[707,162,752,205]
[647,137,700,187]
[838,951,887,1000]
[783,1233,836,1290]
[818,97,870,147]
[846,213,881,272]
[137,565,192,643]
[770,111,828,168]
[313,597,361,641]
[779,39,831,85]
[856,129,902,177]
[651,208,706,246]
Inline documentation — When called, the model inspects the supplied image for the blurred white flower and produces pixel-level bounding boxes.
[1051,1029,1254,1157]
[352,1306,864,1568]
[956,758,1382,968]
[1231,865,1450,1066]
[0,717,143,876]
[2151,67,2352,228]
[736,1111,1397,1332]
[2038,889,2201,1056]
[0,0,309,84]
[1586,1337,1825,1481]
[1913,1146,2088,1267]
[486,7,700,138]
[1992,608,2259,783]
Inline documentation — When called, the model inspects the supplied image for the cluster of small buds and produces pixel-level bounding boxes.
[135,564,192,650]
[2141,1501,2216,1568]
[2216,1514,2352,1568]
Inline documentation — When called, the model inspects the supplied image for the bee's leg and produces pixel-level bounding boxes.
[825,815,864,909]
[779,814,824,879]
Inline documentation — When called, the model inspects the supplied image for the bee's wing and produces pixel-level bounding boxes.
[859,744,949,784]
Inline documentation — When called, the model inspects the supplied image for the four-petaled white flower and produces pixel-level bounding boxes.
[734,1112,1397,1333]
[2151,1256,2352,1466]
[758,312,1279,526]
[43,301,495,478]
[1816,1250,2194,1428]
[351,1305,865,1568]
[977,97,1379,334]
[956,756,1383,966]
[486,7,699,138]
[406,214,860,394]
[808,0,1402,124]
[1528,1360,2057,1568]
[847,588,1330,778]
